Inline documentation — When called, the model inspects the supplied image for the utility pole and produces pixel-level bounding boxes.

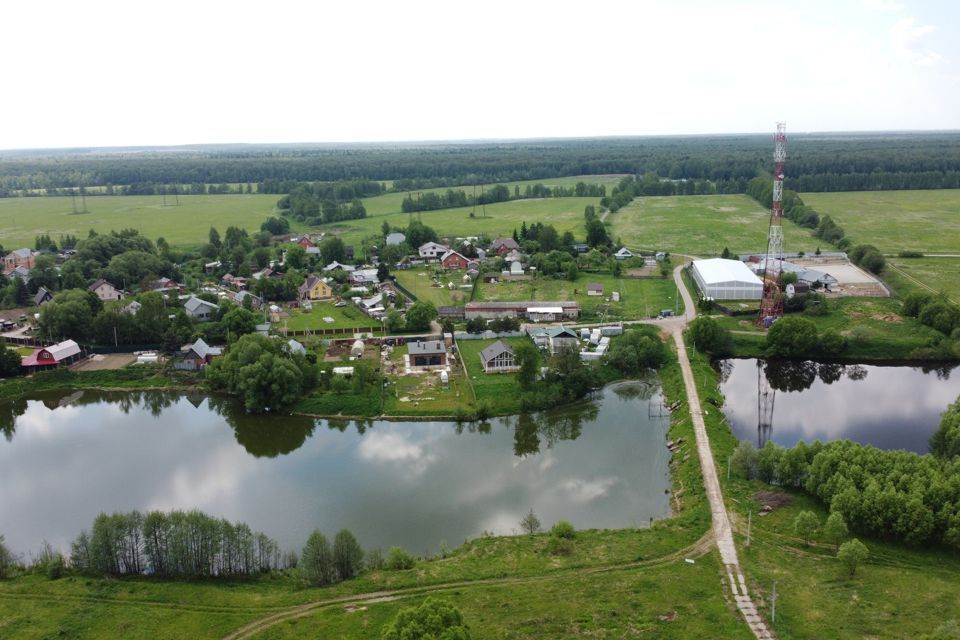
[727,455,732,481]
[747,510,752,547]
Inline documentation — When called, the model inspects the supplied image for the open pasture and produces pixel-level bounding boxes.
[802,189,960,254]
[0,194,285,249]
[885,256,960,303]
[609,194,819,257]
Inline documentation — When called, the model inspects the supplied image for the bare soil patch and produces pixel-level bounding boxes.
[754,490,792,512]
[71,353,137,371]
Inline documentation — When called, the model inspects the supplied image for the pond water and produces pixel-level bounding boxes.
[0,382,671,557]
[718,358,959,452]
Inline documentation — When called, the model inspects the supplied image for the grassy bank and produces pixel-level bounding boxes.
[0,365,195,398]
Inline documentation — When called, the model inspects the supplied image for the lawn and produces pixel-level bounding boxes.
[456,336,536,415]
[0,194,287,249]
[317,197,601,249]
[609,194,819,257]
[283,302,380,333]
[393,269,472,307]
[381,344,475,417]
[475,273,681,320]
[802,189,960,254]
[884,256,960,304]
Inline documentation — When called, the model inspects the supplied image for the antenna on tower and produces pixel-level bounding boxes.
[757,122,787,326]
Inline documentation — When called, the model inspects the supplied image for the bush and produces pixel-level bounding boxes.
[899,250,924,258]
[550,520,576,540]
[46,553,66,580]
[766,316,818,357]
[902,291,933,318]
[381,597,470,640]
[685,316,734,357]
[730,440,758,479]
[385,546,415,570]
[838,538,869,576]
[793,510,820,545]
[819,329,848,355]
[547,537,575,556]
[0,535,14,579]
[919,301,960,335]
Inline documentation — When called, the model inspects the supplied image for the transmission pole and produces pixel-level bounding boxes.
[757,122,787,326]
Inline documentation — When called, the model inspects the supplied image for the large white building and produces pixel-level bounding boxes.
[691,258,763,300]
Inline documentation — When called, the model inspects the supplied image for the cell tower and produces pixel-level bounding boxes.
[758,122,787,325]
[757,360,775,447]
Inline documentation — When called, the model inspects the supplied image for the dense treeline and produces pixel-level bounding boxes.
[734,398,960,550]
[70,510,283,578]
[398,181,607,213]
[277,183,369,223]
[4,132,960,195]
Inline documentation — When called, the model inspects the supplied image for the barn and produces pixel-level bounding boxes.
[691,258,763,300]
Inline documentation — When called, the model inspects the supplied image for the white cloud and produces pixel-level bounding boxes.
[562,477,619,503]
[864,0,903,11]
[357,431,437,476]
[892,17,943,65]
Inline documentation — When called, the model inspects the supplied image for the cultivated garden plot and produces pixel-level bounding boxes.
[803,189,960,255]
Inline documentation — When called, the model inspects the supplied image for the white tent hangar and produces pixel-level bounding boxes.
[691,258,763,300]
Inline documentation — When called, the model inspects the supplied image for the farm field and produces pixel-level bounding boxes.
[609,194,819,257]
[319,197,600,248]
[884,257,960,303]
[0,194,286,249]
[457,336,536,415]
[282,302,380,333]
[359,174,625,217]
[802,189,960,254]
[393,269,472,307]
[476,273,680,320]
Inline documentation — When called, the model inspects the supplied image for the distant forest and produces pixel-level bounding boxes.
[2,132,960,196]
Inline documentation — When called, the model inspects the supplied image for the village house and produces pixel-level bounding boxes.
[614,247,634,260]
[233,290,263,309]
[479,340,518,373]
[490,237,519,256]
[350,268,379,286]
[408,340,447,368]
[418,241,449,259]
[528,326,579,354]
[152,277,184,294]
[3,248,34,272]
[123,300,142,316]
[323,261,356,273]
[386,232,406,246]
[299,274,334,301]
[440,250,470,270]
[285,338,307,355]
[33,287,54,306]
[89,278,125,302]
[175,338,222,370]
[184,295,220,321]
[20,339,83,373]
[586,283,604,296]
[297,236,316,250]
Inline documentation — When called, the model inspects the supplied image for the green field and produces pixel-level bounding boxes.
[320,197,601,249]
[0,194,287,249]
[885,257,960,303]
[609,194,819,257]
[283,302,380,333]
[360,174,626,217]
[476,273,680,320]
[803,189,960,254]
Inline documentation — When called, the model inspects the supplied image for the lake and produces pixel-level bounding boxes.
[0,381,671,557]
[718,358,959,452]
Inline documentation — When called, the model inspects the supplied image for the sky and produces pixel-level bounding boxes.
[0,0,958,149]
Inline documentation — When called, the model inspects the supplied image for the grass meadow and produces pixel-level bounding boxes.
[609,194,820,257]
[885,256,960,303]
[802,189,960,254]
[0,194,286,249]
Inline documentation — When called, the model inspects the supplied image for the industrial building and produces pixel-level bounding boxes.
[691,258,763,300]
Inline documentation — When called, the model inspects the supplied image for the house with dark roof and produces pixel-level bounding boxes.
[89,279,125,302]
[33,287,54,306]
[407,340,447,368]
[490,238,519,256]
[528,326,579,354]
[586,283,604,296]
[479,340,517,373]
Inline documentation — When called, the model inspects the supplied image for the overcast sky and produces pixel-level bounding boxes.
[1,0,957,149]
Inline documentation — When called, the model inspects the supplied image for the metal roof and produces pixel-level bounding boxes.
[692,258,763,286]
[408,340,445,355]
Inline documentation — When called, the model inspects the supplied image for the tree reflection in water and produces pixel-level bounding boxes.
[512,396,601,457]
[208,396,317,458]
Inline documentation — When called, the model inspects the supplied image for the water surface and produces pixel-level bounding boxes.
[0,382,671,557]
[718,358,959,452]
